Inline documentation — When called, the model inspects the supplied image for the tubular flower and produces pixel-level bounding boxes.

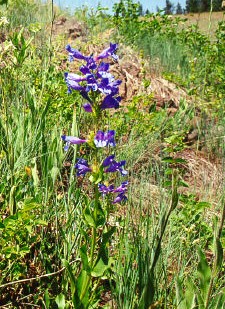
[94,130,116,148]
[98,184,114,195]
[82,103,93,113]
[75,158,92,176]
[112,193,127,204]
[95,43,118,61]
[103,155,128,176]
[66,44,89,62]
[64,72,86,92]
[98,181,128,204]
[113,181,128,193]
[101,95,121,110]
[61,135,87,151]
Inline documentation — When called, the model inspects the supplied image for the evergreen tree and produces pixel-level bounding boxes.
[186,0,200,12]
[156,5,161,12]
[137,1,144,16]
[176,2,184,13]
[164,0,174,14]
[200,0,210,11]
[213,0,223,11]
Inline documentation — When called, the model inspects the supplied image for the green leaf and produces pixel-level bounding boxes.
[76,270,90,308]
[91,258,109,278]
[102,227,116,245]
[162,156,175,163]
[55,293,66,309]
[22,198,39,211]
[213,288,225,308]
[187,277,204,309]
[215,238,223,271]
[51,166,59,184]
[175,277,185,309]
[80,245,90,272]
[185,279,197,309]
[62,259,76,295]
[197,247,211,302]
[178,180,189,188]
[0,222,5,228]
[35,219,48,226]
[44,289,50,309]
[83,207,96,227]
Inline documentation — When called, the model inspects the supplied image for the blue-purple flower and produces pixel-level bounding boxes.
[112,193,127,204]
[94,130,116,148]
[61,135,87,151]
[64,72,86,92]
[82,103,93,113]
[65,44,122,110]
[98,183,114,195]
[113,181,128,193]
[66,45,89,62]
[98,181,128,204]
[95,43,118,61]
[75,158,92,176]
[103,155,128,176]
[101,95,121,110]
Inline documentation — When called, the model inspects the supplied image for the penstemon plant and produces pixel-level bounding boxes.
[61,43,128,308]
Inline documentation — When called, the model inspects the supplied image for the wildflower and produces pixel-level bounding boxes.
[94,130,116,148]
[64,72,85,92]
[102,155,115,167]
[112,193,127,204]
[98,183,114,195]
[95,43,118,61]
[66,44,89,62]
[113,181,128,193]
[82,103,93,113]
[75,158,92,176]
[103,155,128,176]
[61,135,87,151]
[101,95,121,110]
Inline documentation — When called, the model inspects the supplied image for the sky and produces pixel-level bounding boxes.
[54,0,187,14]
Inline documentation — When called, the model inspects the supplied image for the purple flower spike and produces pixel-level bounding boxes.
[61,135,87,151]
[75,158,92,176]
[83,103,93,113]
[96,43,118,61]
[101,95,121,110]
[112,193,127,204]
[94,130,116,148]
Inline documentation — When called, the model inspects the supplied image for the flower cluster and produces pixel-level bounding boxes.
[62,43,128,204]
[65,44,122,111]
[98,181,128,204]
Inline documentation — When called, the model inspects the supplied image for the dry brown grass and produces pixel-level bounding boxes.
[177,11,225,38]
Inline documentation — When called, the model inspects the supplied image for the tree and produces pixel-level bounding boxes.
[200,0,211,11]
[213,0,223,11]
[137,1,144,16]
[164,0,174,14]
[186,0,200,12]
[176,2,184,13]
